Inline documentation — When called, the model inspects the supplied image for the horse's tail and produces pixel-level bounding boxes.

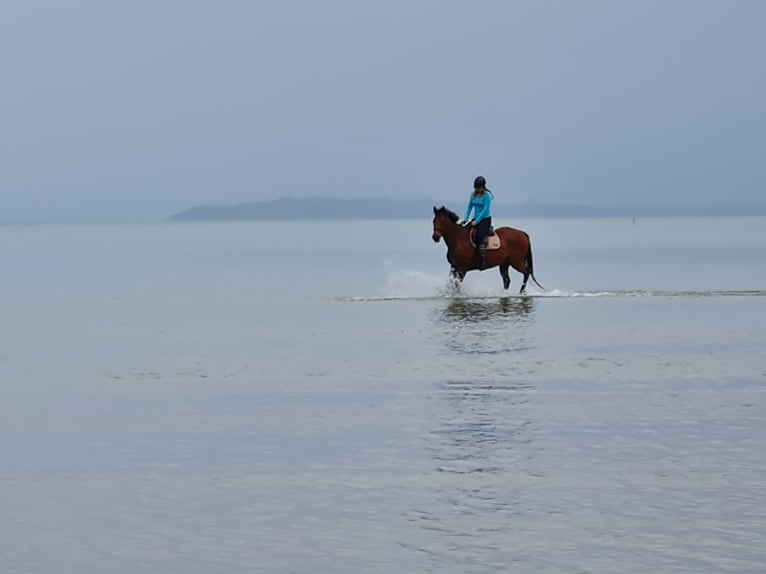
[524,233,545,291]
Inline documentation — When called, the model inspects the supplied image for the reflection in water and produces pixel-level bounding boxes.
[405,299,538,564]
[405,378,536,565]
[429,379,532,474]
[431,297,536,356]
[438,296,535,324]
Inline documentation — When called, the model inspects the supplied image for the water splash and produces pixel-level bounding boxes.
[384,269,455,298]
[338,280,766,303]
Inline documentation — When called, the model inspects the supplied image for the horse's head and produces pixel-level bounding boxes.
[432,205,460,242]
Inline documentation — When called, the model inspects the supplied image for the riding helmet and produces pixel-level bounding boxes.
[473,176,486,189]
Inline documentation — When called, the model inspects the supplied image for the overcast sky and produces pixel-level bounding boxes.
[1,0,764,223]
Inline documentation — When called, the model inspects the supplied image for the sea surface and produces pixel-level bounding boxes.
[1,216,765,573]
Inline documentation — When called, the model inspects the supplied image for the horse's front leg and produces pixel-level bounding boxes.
[450,266,466,281]
[448,267,461,293]
[448,267,466,294]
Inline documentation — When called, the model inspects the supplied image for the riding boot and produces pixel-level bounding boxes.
[478,244,487,270]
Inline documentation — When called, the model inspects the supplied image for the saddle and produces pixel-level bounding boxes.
[470,226,501,250]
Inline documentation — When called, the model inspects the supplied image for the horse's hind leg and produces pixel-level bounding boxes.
[499,264,511,290]
[520,271,529,295]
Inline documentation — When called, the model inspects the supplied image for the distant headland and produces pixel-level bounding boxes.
[168,197,766,222]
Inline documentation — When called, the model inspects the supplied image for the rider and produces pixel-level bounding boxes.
[460,175,493,270]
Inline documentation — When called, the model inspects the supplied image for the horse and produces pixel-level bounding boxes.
[431,206,544,294]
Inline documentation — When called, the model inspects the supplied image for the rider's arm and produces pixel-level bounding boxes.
[463,198,473,221]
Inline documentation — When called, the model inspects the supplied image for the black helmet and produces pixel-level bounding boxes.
[473,176,486,189]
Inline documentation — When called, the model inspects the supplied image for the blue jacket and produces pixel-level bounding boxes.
[464,191,492,223]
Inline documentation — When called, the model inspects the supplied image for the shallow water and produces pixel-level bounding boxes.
[1,217,765,572]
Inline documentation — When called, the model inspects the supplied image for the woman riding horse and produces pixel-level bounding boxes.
[432,204,544,294]
[459,176,493,270]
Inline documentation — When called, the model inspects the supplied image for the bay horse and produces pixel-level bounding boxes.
[431,206,544,294]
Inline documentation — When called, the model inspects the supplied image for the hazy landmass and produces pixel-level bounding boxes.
[168,197,766,222]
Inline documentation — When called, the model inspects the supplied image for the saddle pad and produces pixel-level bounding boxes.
[471,229,502,250]
[485,234,501,250]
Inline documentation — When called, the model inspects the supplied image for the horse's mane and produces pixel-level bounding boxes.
[434,205,460,224]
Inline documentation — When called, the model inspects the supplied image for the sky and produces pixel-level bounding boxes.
[1,0,764,223]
